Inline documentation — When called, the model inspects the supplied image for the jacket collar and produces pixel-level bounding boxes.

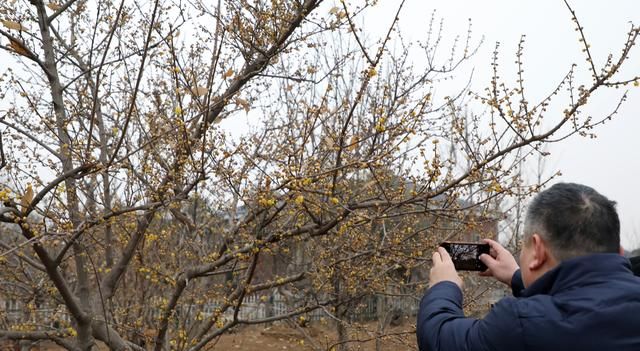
[521,253,633,297]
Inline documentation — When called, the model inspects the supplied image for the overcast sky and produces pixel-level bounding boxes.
[344,0,640,249]
[2,0,637,247]
[227,0,640,247]
[366,0,640,248]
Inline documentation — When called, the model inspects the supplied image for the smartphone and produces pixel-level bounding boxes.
[440,241,490,271]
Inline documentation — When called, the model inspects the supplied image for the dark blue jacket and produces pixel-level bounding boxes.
[417,254,640,351]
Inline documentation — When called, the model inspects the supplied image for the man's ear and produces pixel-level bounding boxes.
[619,246,625,256]
[528,234,549,270]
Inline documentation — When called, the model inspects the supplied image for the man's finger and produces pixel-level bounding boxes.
[483,238,505,254]
[432,251,442,264]
[482,238,499,247]
[479,253,496,268]
[437,247,452,263]
[479,254,497,277]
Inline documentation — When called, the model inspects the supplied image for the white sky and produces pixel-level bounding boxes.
[361,0,640,248]
[220,0,640,248]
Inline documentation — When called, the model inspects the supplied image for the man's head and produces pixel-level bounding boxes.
[519,182,620,287]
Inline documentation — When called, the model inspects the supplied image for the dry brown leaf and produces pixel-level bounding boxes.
[47,3,62,11]
[223,68,234,79]
[192,86,208,96]
[9,39,31,58]
[235,97,250,113]
[347,136,359,151]
[20,184,33,210]
[1,19,25,31]
[324,136,334,148]
[362,180,377,189]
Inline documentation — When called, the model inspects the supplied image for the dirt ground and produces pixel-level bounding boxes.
[213,321,416,351]
[7,320,417,351]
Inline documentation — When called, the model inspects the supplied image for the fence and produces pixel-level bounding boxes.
[203,291,419,323]
[348,294,420,322]
[1,290,420,329]
[199,290,326,322]
[1,304,71,326]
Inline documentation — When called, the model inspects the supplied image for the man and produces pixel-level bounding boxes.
[417,183,640,351]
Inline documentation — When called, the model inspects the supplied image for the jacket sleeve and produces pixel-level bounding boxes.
[416,281,523,351]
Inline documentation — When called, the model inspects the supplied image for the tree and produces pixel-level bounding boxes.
[0,0,638,350]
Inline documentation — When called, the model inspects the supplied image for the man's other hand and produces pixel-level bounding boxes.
[430,247,463,289]
[479,238,519,286]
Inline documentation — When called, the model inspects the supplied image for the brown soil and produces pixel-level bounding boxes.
[7,321,416,351]
[211,321,416,351]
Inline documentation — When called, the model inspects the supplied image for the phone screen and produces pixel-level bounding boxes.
[440,242,490,271]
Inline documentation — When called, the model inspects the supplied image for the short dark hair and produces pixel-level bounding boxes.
[524,182,620,261]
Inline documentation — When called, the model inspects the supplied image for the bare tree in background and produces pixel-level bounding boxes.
[0,0,638,350]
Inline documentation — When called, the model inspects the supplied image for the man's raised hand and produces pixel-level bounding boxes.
[479,238,519,286]
[429,246,463,289]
